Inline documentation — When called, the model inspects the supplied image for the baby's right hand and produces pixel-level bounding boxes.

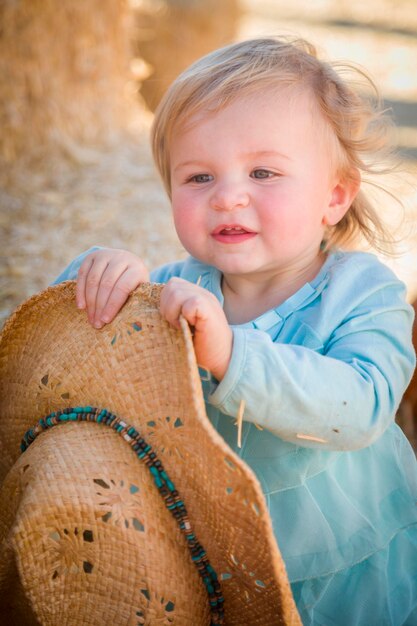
[76,248,149,328]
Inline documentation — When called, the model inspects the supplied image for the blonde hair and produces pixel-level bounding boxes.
[151,37,397,253]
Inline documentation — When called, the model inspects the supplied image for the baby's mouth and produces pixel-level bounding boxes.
[211,224,256,243]
[212,224,254,236]
[220,226,248,235]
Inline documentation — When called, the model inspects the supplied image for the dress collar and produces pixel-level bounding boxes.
[196,251,339,332]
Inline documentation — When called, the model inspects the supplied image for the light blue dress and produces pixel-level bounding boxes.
[54,248,417,625]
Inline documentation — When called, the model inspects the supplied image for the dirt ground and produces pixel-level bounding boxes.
[1,0,417,326]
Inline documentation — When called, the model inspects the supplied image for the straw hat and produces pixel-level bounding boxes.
[0,281,301,626]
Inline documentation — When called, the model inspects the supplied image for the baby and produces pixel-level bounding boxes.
[54,38,417,625]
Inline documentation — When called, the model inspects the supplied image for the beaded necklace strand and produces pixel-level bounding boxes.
[20,405,225,625]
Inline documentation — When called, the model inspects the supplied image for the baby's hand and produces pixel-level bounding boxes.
[76,248,149,328]
[160,277,233,381]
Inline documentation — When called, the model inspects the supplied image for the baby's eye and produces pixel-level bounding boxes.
[251,169,275,180]
[188,173,213,183]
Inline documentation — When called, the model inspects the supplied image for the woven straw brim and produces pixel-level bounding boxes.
[0,282,301,625]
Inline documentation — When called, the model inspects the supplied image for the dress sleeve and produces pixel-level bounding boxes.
[150,260,189,283]
[51,247,103,284]
[51,250,186,285]
[209,275,416,451]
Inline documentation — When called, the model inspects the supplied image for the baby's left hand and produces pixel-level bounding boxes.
[160,278,233,381]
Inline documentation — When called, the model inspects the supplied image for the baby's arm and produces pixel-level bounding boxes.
[208,262,416,451]
[160,277,233,380]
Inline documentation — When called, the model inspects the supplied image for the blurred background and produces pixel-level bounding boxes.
[1,0,417,441]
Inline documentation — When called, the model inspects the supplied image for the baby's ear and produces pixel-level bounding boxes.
[323,168,361,226]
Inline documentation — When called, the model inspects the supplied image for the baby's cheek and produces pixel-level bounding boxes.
[172,202,204,251]
[173,202,193,233]
[262,198,312,235]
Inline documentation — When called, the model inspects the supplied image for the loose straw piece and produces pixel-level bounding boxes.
[296,433,328,443]
[196,275,202,286]
[236,399,246,448]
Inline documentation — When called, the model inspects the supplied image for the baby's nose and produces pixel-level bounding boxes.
[210,183,250,211]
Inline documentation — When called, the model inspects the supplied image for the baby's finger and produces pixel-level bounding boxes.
[159,281,186,329]
[83,257,110,323]
[93,263,129,327]
[180,296,205,328]
[76,255,94,310]
[98,267,145,325]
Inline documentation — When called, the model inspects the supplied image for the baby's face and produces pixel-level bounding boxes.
[169,88,347,281]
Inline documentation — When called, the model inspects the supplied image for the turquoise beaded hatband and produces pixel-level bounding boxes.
[21,405,225,626]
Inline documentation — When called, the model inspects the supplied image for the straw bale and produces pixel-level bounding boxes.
[0,0,135,163]
[132,0,241,110]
